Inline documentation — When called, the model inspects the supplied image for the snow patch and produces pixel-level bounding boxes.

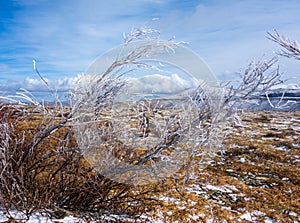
[240,212,252,221]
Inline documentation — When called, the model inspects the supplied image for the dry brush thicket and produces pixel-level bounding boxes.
[0,29,298,222]
[0,103,167,221]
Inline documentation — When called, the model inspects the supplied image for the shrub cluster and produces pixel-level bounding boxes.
[0,103,162,221]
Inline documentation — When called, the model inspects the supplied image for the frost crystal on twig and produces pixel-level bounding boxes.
[268,29,300,60]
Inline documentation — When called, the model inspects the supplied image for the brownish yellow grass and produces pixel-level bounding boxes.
[1,107,299,222]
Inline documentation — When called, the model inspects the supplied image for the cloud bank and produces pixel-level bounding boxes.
[126,73,195,95]
[0,74,82,94]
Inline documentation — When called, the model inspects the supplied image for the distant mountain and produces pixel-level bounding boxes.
[262,88,300,99]
[239,88,300,111]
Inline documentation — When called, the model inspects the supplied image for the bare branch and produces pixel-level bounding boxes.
[267,29,300,60]
[223,57,283,110]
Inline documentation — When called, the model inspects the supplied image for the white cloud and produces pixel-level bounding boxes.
[1,71,195,96]
[20,74,82,92]
[23,77,47,91]
[126,73,195,95]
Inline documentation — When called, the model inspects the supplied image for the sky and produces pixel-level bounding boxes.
[1,0,300,96]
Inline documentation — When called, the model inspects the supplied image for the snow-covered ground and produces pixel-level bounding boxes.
[0,210,82,223]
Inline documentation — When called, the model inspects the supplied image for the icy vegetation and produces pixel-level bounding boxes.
[0,28,299,222]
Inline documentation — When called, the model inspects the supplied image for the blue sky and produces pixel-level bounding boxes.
[1,0,300,94]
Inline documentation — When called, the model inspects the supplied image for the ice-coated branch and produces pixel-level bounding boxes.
[72,28,181,117]
[123,27,160,45]
[222,57,283,110]
[267,29,300,60]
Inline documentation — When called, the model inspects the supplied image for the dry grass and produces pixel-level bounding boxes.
[0,104,299,222]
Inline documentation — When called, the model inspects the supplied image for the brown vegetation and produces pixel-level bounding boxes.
[0,102,299,222]
[0,103,164,221]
